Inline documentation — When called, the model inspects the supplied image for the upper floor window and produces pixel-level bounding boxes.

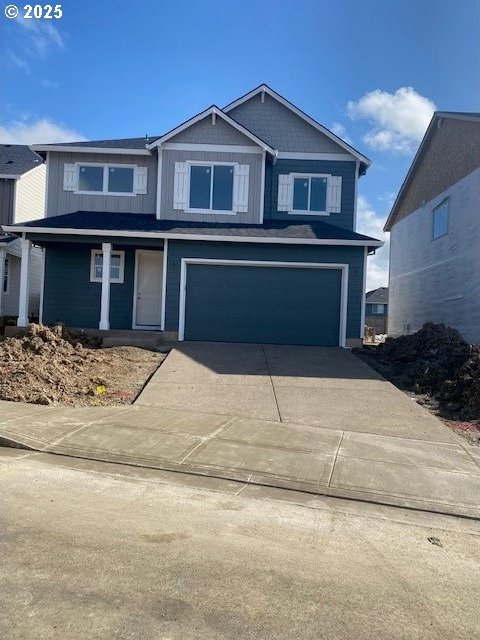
[277,173,342,215]
[63,163,148,196]
[371,304,386,314]
[432,199,448,239]
[189,164,234,212]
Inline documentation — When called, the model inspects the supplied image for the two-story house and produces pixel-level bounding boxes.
[3,85,382,346]
[0,145,46,323]
[384,112,480,344]
[365,287,389,335]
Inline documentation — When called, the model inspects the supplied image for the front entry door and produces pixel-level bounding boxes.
[134,250,163,328]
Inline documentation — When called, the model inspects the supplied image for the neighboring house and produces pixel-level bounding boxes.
[384,112,480,344]
[2,85,382,347]
[0,145,46,324]
[365,287,388,334]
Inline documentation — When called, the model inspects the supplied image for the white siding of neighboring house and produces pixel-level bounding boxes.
[3,240,42,318]
[389,167,480,344]
[14,163,46,223]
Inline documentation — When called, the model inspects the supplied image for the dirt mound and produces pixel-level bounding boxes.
[376,323,480,419]
[1,323,165,406]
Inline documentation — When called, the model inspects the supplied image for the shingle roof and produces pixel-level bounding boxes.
[10,211,382,246]
[37,136,161,150]
[0,145,43,176]
[366,287,389,304]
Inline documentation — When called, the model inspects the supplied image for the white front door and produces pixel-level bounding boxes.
[134,250,163,328]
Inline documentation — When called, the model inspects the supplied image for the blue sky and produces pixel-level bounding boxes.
[1,0,479,287]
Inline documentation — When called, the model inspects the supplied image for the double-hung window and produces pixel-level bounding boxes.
[78,165,135,195]
[90,250,125,283]
[189,164,235,213]
[432,199,449,239]
[292,175,328,213]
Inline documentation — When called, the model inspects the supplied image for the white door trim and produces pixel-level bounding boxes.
[178,258,349,347]
[132,249,163,330]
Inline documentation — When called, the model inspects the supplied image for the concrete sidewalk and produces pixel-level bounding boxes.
[1,400,479,518]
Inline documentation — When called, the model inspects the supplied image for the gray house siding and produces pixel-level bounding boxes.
[42,243,136,329]
[165,240,364,339]
[46,152,157,217]
[160,149,263,224]
[264,158,356,230]
[0,178,15,226]
[228,92,346,153]
[167,115,258,146]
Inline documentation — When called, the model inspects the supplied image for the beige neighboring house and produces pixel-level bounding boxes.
[0,145,46,324]
[384,112,480,344]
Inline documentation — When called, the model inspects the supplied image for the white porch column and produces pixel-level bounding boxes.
[99,242,111,330]
[17,237,32,327]
[0,245,6,318]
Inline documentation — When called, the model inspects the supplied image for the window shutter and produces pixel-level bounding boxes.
[63,163,78,191]
[133,166,148,194]
[173,162,188,210]
[233,164,249,213]
[326,176,342,213]
[277,174,292,211]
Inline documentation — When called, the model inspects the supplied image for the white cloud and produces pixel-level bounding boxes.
[347,87,436,154]
[356,195,389,290]
[6,50,31,73]
[0,119,85,144]
[330,122,353,145]
[15,17,64,57]
[41,79,59,89]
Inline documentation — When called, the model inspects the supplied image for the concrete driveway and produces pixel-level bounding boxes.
[136,342,460,443]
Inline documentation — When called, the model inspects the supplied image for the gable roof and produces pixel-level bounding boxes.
[384,111,480,231]
[366,287,389,304]
[32,137,157,156]
[0,144,44,178]
[147,105,276,154]
[224,84,371,170]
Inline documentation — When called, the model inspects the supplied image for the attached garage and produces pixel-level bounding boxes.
[179,259,348,346]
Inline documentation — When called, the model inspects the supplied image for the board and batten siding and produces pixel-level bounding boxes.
[160,149,263,224]
[389,167,480,344]
[227,92,347,153]
[264,158,357,230]
[165,240,365,339]
[0,178,15,226]
[14,164,46,223]
[42,243,136,329]
[46,152,157,217]
[167,116,258,146]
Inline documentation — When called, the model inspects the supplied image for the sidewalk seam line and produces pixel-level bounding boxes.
[327,431,345,487]
[262,344,282,423]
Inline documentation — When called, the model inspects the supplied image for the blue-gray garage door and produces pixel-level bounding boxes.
[183,263,343,346]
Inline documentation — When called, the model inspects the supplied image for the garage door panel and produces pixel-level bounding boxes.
[184,264,342,346]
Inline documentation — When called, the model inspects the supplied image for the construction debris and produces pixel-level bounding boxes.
[1,323,166,406]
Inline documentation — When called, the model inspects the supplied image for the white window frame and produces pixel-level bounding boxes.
[432,198,449,240]
[290,173,330,216]
[185,160,238,215]
[3,257,9,294]
[90,250,125,283]
[76,163,137,197]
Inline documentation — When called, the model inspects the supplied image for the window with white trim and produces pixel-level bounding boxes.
[63,163,148,196]
[189,163,234,212]
[277,173,342,215]
[432,199,448,239]
[371,304,386,314]
[90,250,125,283]
[3,257,9,294]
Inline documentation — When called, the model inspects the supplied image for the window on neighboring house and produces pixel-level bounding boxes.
[293,176,328,213]
[3,257,9,294]
[78,165,135,195]
[90,250,125,283]
[189,164,234,212]
[432,199,449,239]
[371,304,386,314]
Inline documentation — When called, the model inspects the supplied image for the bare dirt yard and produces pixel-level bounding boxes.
[355,323,480,446]
[1,324,166,407]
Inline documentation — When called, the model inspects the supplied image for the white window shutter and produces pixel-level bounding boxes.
[277,174,293,211]
[327,176,342,213]
[63,163,78,191]
[173,162,188,210]
[133,166,148,194]
[233,164,249,213]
